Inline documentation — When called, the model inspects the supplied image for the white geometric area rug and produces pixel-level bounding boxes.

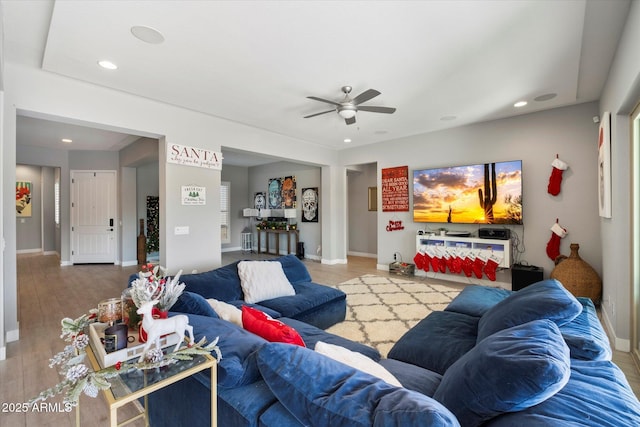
[325,274,463,358]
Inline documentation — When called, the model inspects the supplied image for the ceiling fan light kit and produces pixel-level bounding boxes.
[305,85,396,125]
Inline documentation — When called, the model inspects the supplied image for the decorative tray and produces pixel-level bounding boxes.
[88,322,181,368]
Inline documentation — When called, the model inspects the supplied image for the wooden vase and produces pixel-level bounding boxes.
[550,243,602,304]
[137,218,147,265]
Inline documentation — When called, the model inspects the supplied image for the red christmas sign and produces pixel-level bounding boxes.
[381,166,409,212]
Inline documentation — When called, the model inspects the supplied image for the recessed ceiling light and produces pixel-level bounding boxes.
[513,101,528,108]
[440,115,457,121]
[534,93,557,102]
[131,25,165,44]
[343,138,352,144]
[61,138,72,143]
[98,60,118,70]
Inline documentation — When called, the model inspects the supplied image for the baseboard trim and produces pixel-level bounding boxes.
[0,346,5,361]
[16,248,42,254]
[222,246,242,253]
[60,260,72,266]
[347,251,377,258]
[121,260,138,267]
[321,258,347,265]
[601,307,631,352]
[7,328,19,342]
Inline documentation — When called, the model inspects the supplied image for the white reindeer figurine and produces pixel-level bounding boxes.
[136,299,194,362]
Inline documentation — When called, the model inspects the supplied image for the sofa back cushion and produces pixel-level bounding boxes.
[181,312,267,388]
[256,343,460,427]
[277,254,312,284]
[170,291,220,318]
[560,297,612,361]
[433,319,571,427]
[387,310,479,375]
[477,279,582,342]
[179,261,244,301]
[445,284,512,317]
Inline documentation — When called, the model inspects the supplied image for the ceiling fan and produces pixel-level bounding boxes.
[304,86,396,125]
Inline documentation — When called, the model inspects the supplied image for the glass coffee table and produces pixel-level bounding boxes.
[85,345,217,427]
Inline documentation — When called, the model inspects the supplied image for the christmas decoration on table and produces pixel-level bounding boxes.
[547,155,569,196]
[136,299,194,362]
[546,219,568,261]
[130,263,186,312]
[30,313,221,408]
[130,263,186,342]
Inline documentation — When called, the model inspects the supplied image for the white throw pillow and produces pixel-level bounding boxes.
[314,341,402,387]
[237,261,296,304]
[207,298,243,327]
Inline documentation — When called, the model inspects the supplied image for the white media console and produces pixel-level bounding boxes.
[416,234,512,269]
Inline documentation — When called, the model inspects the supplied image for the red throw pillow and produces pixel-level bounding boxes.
[241,306,306,347]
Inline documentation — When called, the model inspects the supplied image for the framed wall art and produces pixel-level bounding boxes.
[16,181,32,217]
[598,112,612,218]
[301,187,318,222]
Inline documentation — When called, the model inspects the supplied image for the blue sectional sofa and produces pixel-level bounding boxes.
[142,257,640,426]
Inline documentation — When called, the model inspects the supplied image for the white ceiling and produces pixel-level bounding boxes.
[3,0,630,163]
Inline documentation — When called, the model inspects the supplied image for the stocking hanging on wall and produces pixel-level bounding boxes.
[546,219,567,261]
[547,155,569,196]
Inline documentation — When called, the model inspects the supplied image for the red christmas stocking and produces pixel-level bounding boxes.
[434,247,447,273]
[547,156,568,196]
[462,251,475,277]
[483,253,502,281]
[451,249,463,274]
[428,247,439,272]
[445,250,455,273]
[413,248,426,270]
[546,220,567,261]
[473,253,487,279]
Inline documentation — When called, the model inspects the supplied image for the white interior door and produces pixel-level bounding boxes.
[71,170,117,263]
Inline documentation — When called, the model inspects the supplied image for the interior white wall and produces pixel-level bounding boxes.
[41,166,56,254]
[221,164,249,252]
[340,102,602,281]
[15,164,42,252]
[598,0,640,349]
[348,163,377,257]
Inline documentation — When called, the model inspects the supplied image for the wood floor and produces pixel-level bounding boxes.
[1,252,638,426]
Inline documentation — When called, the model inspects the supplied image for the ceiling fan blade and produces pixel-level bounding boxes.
[345,116,356,125]
[307,96,341,106]
[357,106,397,114]
[304,110,335,119]
[352,89,381,105]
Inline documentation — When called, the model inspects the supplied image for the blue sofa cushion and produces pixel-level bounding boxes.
[179,313,267,388]
[277,254,313,284]
[258,281,346,320]
[169,291,219,318]
[280,317,381,361]
[387,310,479,375]
[378,358,443,397]
[433,320,571,427]
[256,343,460,427]
[178,261,244,301]
[485,359,640,427]
[477,279,582,342]
[445,284,512,317]
[560,297,612,361]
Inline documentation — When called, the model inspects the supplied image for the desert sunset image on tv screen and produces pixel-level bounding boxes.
[413,160,523,224]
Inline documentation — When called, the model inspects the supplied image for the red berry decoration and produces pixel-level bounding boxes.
[115,361,122,370]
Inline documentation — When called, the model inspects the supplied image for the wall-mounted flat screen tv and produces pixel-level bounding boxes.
[413,160,523,224]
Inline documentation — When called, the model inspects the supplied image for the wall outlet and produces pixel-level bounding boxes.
[174,226,189,235]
